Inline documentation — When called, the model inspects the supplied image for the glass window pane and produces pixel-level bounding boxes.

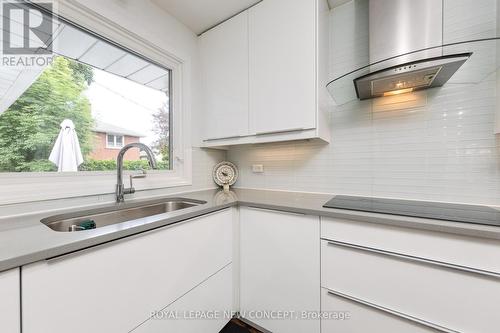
[107,135,115,146]
[0,3,172,173]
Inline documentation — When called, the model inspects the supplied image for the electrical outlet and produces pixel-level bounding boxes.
[252,164,264,173]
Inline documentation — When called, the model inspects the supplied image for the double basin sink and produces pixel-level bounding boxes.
[41,198,207,232]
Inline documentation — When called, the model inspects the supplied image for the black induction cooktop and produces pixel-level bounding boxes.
[323,195,500,227]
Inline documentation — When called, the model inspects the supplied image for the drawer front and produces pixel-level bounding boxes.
[321,289,437,333]
[321,217,500,274]
[321,240,500,333]
[134,264,233,333]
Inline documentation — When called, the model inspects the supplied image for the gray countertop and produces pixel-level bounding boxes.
[1,188,500,273]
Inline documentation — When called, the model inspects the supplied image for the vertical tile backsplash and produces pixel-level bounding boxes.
[228,77,500,205]
[227,0,500,205]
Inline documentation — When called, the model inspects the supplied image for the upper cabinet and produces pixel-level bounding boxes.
[199,0,330,147]
[200,11,249,141]
[249,0,316,134]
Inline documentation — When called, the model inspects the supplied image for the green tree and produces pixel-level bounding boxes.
[0,57,94,172]
[151,101,170,169]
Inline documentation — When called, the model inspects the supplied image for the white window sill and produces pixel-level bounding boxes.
[0,170,192,205]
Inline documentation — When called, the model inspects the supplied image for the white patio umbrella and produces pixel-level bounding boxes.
[49,119,84,172]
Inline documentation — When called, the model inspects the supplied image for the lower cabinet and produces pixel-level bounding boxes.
[134,264,233,333]
[321,289,436,333]
[321,210,500,333]
[239,207,320,333]
[321,240,500,332]
[0,268,20,333]
[22,209,233,333]
[16,204,500,333]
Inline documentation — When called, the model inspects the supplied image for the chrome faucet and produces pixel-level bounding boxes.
[116,143,158,203]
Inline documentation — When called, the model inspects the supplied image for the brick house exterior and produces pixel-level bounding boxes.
[88,121,146,161]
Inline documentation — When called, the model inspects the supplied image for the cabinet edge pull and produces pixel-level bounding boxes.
[203,135,246,142]
[255,127,308,135]
[325,239,500,279]
[326,289,461,333]
[243,205,306,216]
[204,127,313,141]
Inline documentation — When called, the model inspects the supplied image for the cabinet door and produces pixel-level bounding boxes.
[249,0,316,134]
[240,207,320,333]
[0,268,20,333]
[22,209,233,333]
[200,11,249,141]
[134,264,233,333]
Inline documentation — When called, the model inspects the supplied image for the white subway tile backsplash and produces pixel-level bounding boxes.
[444,0,497,43]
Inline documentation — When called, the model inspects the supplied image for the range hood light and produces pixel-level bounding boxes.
[383,88,414,97]
[354,53,471,100]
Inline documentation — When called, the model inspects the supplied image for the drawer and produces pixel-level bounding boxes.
[321,288,438,333]
[321,240,500,333]
[321,217,500,274]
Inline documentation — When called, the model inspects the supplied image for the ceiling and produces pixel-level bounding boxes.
[152,0,262,35]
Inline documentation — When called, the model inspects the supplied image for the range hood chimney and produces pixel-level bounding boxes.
[354,0,471,100]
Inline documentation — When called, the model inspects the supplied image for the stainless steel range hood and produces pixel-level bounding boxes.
[352,0,471,100]
[354,53,471,100]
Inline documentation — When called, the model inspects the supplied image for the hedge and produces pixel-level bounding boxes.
[79,159,168,171]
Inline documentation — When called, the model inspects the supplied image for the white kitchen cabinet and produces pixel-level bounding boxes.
[322,216,500,274]
[199,0,330,147]
[239,207,320,333]
[134,264,233,333]
[322,240,500,333]
[22,209,233,333]
[200,11,249,141]
[0,268,20,333]
[248,0,316,134]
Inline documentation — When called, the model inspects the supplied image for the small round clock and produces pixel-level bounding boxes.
[213,161,238,192]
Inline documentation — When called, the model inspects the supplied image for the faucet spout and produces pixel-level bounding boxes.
[116,143,157,203]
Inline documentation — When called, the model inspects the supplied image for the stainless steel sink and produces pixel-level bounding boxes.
[41,198,206,232]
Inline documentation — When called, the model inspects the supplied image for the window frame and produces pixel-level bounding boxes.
[106,134,125,149]
[0,1,192,205]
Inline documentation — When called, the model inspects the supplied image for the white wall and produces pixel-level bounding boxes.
[228,0,500,205]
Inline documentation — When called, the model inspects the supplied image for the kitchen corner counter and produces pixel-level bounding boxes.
[1,188,500,272]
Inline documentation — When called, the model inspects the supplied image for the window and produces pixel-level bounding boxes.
[106,134,124,149]
[0,3,172,173]
[0,2,191,205]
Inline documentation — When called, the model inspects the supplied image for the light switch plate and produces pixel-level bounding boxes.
[252,164,264,173]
